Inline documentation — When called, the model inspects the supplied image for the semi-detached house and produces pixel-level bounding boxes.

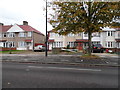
[48,27,120,52]
[0,21,45,50]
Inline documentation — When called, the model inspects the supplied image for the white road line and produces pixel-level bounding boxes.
[28,66,101,72]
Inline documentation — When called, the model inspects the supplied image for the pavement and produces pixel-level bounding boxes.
[0,52,119,67]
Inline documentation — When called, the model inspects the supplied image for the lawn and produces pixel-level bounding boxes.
[0,50,27,54]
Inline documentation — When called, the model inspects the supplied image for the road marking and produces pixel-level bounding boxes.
[28,66,101,72]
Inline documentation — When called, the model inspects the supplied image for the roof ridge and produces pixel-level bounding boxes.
[18,25,44,35]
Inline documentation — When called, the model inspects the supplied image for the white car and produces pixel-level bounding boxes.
[34,45,45,52]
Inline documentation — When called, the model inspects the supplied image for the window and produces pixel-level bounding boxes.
[108,42,110,47]
[92,32,100,37]
[0,33,2,38]
[107,31,110,36]
[50,33,54,37]
[106,42,114,48]
[3,33,7,37]
[52,33,63,38]
[118,32,120,37]
[18,32,26,37]
[67,42,75,47]
[77,33,82,36]
[84,33,88,37]
[3,42,6,47]
[8,41,15,47]
[117,42,120,48]
[107,31,115,36]
[7,33,15,38]
[27,32,32,37]
[2,42,15,48]
[68,33,74,37]
[18,41,26,47]
[92,41,100,45]
[53,42,63,48]
[55,33,59,37]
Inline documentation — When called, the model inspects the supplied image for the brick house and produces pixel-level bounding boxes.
[0,21,45,51]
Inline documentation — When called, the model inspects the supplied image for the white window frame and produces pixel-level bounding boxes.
[107,31,115,36]
[3,33,7,38]
[67,42,75,47]
[7,32,15,38]
[118,32,120,37]
[77,33,81,36]
[117,42,120,48]
[27,32,32,37]
[84,33,88,37]
[0,33,2,38]
[7,41,15,47]
[106,42,115,48]
[18,41,26,47]
[92,41,100,45]
[92,32,100,37]
[18,32,26,37]
[53,42,63,48]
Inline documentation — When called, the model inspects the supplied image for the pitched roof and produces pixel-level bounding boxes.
[0,25,12,32]
[0,24,44,36]
[18,25,44,35]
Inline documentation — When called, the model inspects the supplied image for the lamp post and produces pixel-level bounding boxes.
[45,0,48,57]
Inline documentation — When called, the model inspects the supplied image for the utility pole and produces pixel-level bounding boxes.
[32,30,34,51]
[45,0,48,57]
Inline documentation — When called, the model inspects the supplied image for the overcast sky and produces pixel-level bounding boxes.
[0,0,53,35]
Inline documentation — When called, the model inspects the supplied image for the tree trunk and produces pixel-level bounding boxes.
[88,0,92,56]
[88,30,92,56]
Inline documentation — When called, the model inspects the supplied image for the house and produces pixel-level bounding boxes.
[48,27,120,52]
[0,21,45,51]
[48,30,83,50]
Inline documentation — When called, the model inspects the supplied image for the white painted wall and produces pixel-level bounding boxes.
[7,24,24,32]
[17,47,27,50]
[0,42,3,47]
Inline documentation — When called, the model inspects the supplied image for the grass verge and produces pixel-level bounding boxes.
[80,54,100,59]
[0,50,26,54]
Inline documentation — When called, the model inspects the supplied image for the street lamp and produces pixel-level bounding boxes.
[45,0,48,57]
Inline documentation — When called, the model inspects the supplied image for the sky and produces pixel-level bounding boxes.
[0,0,53,35]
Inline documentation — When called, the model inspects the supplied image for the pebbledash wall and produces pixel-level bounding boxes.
[48,27,120,52]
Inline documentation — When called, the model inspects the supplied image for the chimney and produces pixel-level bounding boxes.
[23,21,28,25]
[0,23,4,26]
[0,23,3,32]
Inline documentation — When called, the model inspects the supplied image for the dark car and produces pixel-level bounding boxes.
[92,44,104,53]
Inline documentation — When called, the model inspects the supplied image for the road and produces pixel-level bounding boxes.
[2,62,118,88]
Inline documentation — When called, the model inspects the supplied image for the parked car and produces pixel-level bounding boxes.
[92,44,104,53]
[34,45,45,52]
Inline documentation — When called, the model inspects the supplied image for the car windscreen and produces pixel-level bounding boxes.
[94,44,102,47]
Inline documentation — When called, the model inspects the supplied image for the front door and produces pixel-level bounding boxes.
[77,42,83,50]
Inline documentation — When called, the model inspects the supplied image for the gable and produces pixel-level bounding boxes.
[7,24,24,32]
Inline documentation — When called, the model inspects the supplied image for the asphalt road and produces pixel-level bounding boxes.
[2,62,118,88]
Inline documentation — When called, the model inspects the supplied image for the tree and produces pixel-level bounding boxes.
[49,1,120,56]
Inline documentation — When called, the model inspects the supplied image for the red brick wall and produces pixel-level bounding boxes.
[0,47,16,51]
